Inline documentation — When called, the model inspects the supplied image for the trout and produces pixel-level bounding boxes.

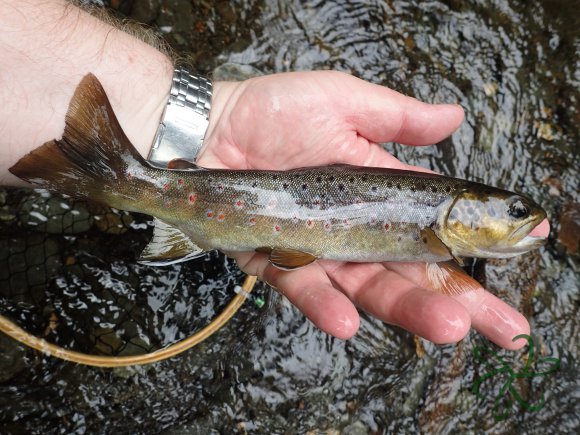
[10,75,548,295]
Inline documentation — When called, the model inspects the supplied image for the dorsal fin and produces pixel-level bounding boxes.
[139,218,206,266]
[167,158,199,170]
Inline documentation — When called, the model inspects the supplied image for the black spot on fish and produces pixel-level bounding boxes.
[328,176,335,182]
[371,186,378,192]
[418,183,426,191]
[316,176,322,183]
[302,183,308,190]
[396,183,402,190]
[338,184,345,191]
[349,177,355,183]
[362,175,368,181]
[282,182,289,189]
[445,186,452,193]
[387,181,393,188]
[397,236,402,242]
[411,185,416,192]
[252,181,258,188]
[321,193,326,198]
[273,175,279,180]
[430,186,438,193]
[422,237,428,243]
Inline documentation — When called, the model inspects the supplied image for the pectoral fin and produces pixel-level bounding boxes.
[139,218,206,265]
[256,247,318,270]
[420,227,464,266]
[425,261,482,296]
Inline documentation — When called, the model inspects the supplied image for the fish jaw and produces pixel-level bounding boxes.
[510,217,549,253]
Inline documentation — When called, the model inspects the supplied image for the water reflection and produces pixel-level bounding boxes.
[0,0,578,433]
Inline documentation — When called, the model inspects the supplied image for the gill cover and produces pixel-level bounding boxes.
[437,188,547,258]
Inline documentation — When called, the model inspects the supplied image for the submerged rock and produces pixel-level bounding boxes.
[558,201,580,255]
[0,233,62,300]
[0,334,28,383]
[212,63,263,81]
[87,203,134,235]
[18,190,93,234]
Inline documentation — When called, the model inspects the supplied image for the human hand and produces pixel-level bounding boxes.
[199,71,534,349]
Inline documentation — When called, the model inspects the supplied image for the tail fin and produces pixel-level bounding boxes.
[10,74,148,207]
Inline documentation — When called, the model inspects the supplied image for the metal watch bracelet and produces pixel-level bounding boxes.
[147,67,212,167]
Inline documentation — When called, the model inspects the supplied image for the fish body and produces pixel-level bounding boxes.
[111,163,465,263]
[10,75,547,289]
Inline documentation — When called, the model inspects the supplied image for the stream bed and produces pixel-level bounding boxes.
[0,0,578,433]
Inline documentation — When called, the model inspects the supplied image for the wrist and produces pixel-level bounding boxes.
[0,0,172,186]
[197,80,245,168]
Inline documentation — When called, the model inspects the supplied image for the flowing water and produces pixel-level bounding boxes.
[0,0,578,433]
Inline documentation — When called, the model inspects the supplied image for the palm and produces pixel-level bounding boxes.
[199,71,530,349]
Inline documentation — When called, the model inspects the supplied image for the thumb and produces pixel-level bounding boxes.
[337,75,464,145]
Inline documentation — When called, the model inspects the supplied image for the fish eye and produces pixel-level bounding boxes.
[508,199,530,219]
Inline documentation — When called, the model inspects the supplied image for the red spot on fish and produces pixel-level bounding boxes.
[217,184,224,191]
[384,222,391,231]
[248,217,257,226]
[344,218,350,226]
[217,213,225,222]
[178,179,184,186]
[206,210,214,219]
[163,183,170,191]
[188,193,197,204]
[127,171,132,179]
[235,199,244,208]
[324,221,332,231]
[274,225,281,233]
[306,219,314,228]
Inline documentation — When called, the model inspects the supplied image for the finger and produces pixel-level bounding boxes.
[453,290,530,350]
[384,262,530,350]
[322,261,471,344]
[356,139,438,174]
[339,74,464,145]
[233,253,360,339]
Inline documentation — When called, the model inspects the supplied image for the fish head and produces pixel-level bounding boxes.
[438,187,548,258]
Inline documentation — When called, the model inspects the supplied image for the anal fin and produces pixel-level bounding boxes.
[425,261,482,296]
[256,247,317,270]
[139,218,206,266]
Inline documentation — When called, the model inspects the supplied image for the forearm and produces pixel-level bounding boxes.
[0,0,173,187]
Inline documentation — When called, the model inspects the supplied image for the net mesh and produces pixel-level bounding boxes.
[0,187,251,357]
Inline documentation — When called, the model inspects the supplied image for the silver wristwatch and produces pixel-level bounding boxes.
[147,67,212,167]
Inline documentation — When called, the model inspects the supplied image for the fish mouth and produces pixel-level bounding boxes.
[510,214,548,252]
